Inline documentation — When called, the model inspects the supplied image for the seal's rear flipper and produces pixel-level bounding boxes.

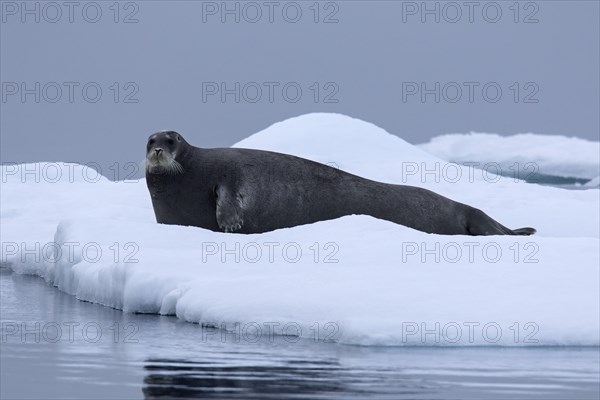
[512,227,536,236]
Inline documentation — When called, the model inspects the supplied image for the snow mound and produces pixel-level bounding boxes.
[418,132,600,181]
[234,113,439,182]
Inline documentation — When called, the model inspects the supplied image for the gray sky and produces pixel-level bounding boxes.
[1,0,599,174]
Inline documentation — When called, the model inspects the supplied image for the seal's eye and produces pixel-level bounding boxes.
[176,135,181,142]
[149,139,155,145]
[167,139,175,145]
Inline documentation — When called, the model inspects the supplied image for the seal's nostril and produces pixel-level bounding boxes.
[155,148,163,154]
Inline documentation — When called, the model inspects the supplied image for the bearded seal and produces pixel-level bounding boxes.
[145,131,536,236]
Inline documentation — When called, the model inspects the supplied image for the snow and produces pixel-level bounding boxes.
[1,113,599,346]
[418,132,600,183]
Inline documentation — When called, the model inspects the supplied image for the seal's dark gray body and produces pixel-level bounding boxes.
[145,131,536,236]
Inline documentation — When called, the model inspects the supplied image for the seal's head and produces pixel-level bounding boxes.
[146,131,185,175]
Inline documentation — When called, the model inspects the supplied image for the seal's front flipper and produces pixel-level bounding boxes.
[215,184,244,233]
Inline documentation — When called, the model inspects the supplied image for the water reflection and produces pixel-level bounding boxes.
[142,358,351,399]
[2,269,599,400]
